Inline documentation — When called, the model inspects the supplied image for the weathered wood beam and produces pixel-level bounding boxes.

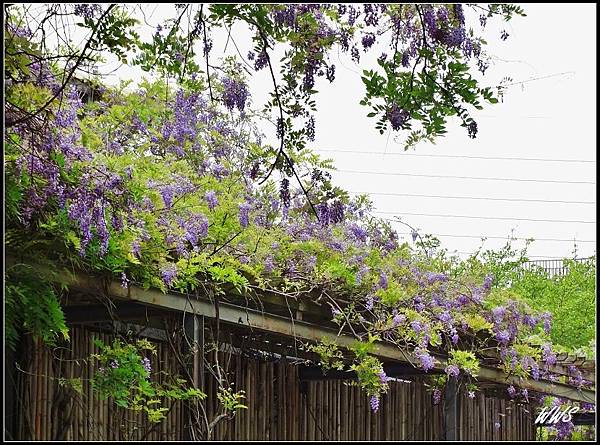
[63,302,166,323]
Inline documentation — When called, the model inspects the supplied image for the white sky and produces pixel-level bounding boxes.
[95,3,597,260]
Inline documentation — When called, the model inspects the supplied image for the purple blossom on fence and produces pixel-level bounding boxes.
[451,330,459,345]
[415,348,435,372]
[445,364,460,378]
[161,263,178,287]
[507,385,517,398]
[330,200,344,224]
[141,357,152,373]
[495,330,510,345]
[370,395,380,412]
[432,388,441,405]
[263,256,275,274]
[392,312,405,328]
[121,272,129,289]
[492,306,506,322]
[438,311,452,324]
[542,343,557,366]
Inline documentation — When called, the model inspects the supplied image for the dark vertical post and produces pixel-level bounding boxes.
[182,313,203,440]
[444,377,459,440]
[4,345,17,439]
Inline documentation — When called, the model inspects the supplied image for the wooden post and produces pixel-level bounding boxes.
[4,343,18,439]
[444,377,459,440]
[182,314,203,440]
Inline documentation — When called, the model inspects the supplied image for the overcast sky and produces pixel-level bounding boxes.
[97,3,596,260]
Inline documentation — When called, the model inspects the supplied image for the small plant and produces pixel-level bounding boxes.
[217,385,247,412]
[447,349,480,377]
[307,338,345,372]
[91,338,205,423]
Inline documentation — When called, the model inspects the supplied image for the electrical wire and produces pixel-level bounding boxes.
[391,231,595,243]
[346,190,595,205]
[334,169,595,185]
[314,149,596,164]
[375,212,595,224]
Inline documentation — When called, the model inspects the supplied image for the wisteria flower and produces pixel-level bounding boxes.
[161,263,178,287]
[370,395,380,412]
[205,190,218,210]
[445,364,460,378]
[141,357,152,373]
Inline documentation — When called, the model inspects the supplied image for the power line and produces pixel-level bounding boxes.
[392,231,595,243]
[315,149,595,164]
[347,190,595,205]
[335,169,595,185]
[375,211,595,224]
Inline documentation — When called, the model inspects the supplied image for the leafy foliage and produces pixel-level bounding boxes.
[91,338,205,423]
[5,263,69,350]
[511,259,596,349]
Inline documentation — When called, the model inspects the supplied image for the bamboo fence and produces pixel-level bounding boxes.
[10,325,536,441]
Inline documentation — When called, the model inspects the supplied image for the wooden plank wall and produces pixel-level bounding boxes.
[12,326,535,441]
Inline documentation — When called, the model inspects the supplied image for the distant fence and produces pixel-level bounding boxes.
[523,257,595,278]
[9,325,536,441]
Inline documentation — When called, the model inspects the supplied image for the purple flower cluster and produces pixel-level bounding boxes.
[238,202,252,228]
[280,178,291,208]
[415,348,435,372]
[542,343,557,366]
[222,76,249,112]
[507,385,517,398]
[121,272,129,289]
[392,312,406,328]
[73,4,102,19]
[554,420,574,440]
[181,213,209,246]
[348,223,368,243]
[161,263,178,287]
[370,395,380,412]
[495,330,510,345]
[141,357,152,373]
[445,364,460,378]
[205,190,219,210]
[386,104,409,131]
[432,388,442,405]
[361,33,376,50]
